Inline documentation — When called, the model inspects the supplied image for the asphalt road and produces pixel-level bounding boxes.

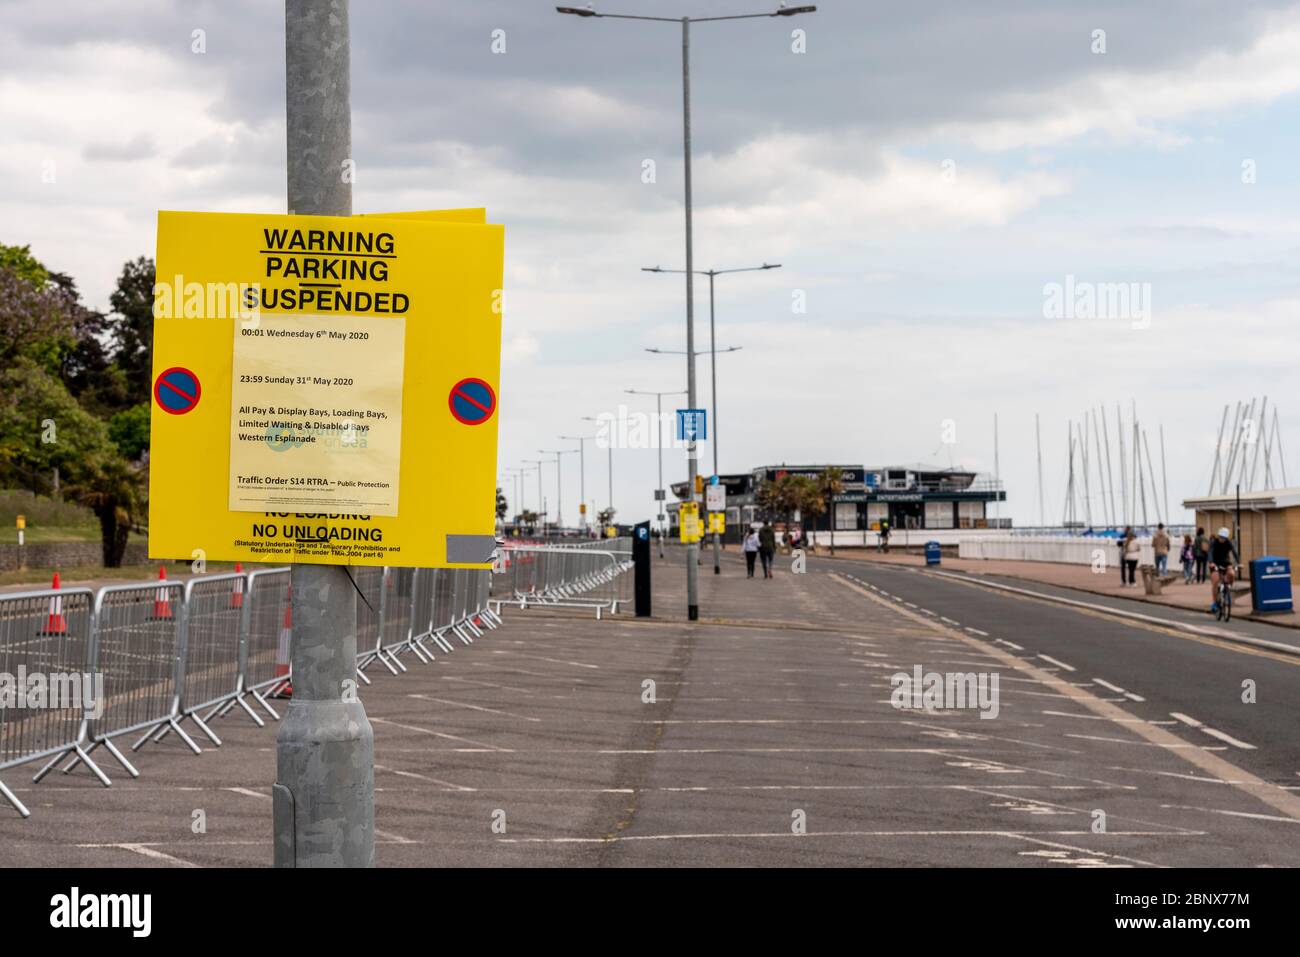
[3,545,1299,867]
[828,559,1300,791]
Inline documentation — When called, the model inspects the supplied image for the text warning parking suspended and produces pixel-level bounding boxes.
[149,208,504,568]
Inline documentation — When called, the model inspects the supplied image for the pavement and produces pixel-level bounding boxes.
[3,545,1299,867]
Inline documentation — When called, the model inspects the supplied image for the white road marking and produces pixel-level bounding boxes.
[1154,717,1253,752]
[1159,805,1300,824]
[80,843,200,867]
[993,637,1021,649]
[1037,655,1076,672]
[488,650,601,670]
[371,716,509,751]
[407,694,541,722]
[374,762,476,791]
[226,786,269,800]
[496,829,1182,846]
[375,827,415,845]
[940,617,960,625]
[1199,727,1257,750]
[1065,733,1226,750]
[966,627,991,636]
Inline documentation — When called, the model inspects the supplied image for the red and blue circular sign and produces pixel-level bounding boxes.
[153,367,202,415]
[448,378,496,426]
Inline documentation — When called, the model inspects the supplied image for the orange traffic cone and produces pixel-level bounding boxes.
[149,566,173,620]
[39,571,68,636]
[231,562,245,608]
[272,588,292,698]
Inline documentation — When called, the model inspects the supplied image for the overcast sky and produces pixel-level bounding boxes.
[5,0,1300,526]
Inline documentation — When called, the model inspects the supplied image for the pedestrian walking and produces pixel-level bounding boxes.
[1120,526,1140,587]
[743,528,760,578]
[1180,534,1195,584]
[878,519,891,554]
[758,522,777,579]
[1193,527,1209,583]
[1152,523,1170,576]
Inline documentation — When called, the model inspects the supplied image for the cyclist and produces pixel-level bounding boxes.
[1207,527,1239,615]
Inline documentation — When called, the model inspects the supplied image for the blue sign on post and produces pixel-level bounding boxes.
[710,475,719,486]
[676,409,707,442]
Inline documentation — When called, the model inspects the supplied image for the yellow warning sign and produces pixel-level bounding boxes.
[708,511,726,534]
[149,208,504,568]
[679,502,702,542]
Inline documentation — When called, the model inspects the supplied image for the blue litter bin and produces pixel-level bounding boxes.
[1249,556,1293,613]
[925,541,941,566]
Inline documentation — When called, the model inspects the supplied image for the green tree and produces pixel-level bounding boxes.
[0,259,79,375]
[0,243,50,288]
[496,487,508,522]
[0,358,115,493]
[107,256,156,403]
[108,402,151,461]
[64,454,146,567]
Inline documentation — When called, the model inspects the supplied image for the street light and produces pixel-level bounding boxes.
[559,3,815,619]
[626,387,687,557]
[559,434,596,532]
[539,448,578,531]
[644,262,778,484]
[524,459,547,535]
[580,416,614,526]
[645,338,743,575]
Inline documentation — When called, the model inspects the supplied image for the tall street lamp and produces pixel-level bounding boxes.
[560,433,596,531]
[539,448,578,531]
[626,387,687,558]
[558,2,817,620]
[580,415,615,525]
[524,459,547,535]
[644,263,779,485]
[646,343,741,575]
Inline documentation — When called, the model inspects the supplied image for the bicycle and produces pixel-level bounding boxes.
[1214,565,1235,622]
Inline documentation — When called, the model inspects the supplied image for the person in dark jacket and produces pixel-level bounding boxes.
[758,523,777,578]
[1193,527,1209,583]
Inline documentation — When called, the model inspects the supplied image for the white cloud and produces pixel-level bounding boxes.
[938,11,1300,151]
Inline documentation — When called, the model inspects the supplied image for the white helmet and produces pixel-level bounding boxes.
[1217,527,1230,538]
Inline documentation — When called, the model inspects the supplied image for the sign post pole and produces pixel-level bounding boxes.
[273,0,374,868]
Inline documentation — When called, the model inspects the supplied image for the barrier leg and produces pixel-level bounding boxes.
[250,688,281,720]
[187,711,223,747]
[0,777,30,819]
[33,746,75,782]
[232,693,267,728]
[166,717,203,755]
[73,745,113,788]
[101,738,141,778]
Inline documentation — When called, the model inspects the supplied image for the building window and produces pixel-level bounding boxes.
[925,501,954,529]
[957,500,985,528]
[835,503,857,530]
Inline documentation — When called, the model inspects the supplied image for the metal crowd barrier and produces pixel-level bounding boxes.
[0,586,96,819]
[492,539,634,618]
[0,555,584,819]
